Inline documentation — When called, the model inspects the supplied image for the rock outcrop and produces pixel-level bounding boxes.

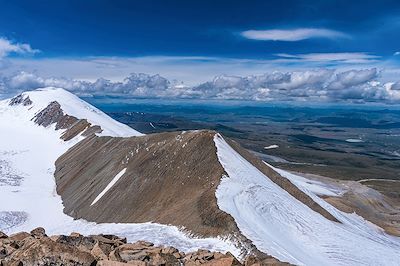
[0,228,286,266]
[31,100,103,140]
[9,94,32,106]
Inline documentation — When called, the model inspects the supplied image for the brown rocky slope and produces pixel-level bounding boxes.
[54,129,339,259]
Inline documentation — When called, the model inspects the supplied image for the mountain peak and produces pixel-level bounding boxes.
[5,87,142,138]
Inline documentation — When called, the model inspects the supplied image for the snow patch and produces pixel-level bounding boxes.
[91,168,127,206]
[264,144,279,150]
[345,138,363,143]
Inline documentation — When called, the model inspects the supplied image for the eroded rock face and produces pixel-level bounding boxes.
[9,94,32,106]
[33,101,65,127]
[1,228,282,266]
[31,100,103,140]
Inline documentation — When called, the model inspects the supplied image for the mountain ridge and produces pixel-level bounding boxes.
[0,88,399,265]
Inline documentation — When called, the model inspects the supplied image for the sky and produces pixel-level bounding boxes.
[1,0,400,103]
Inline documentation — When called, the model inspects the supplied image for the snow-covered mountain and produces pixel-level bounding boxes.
[0,88,237,255]
[1,88,399,265]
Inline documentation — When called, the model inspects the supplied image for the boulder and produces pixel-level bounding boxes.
[203,256,242,266]
[30,227,47,239]
[55,234,97,251]
[90,235,124,248]
[70,232,83,238]
[91,242,111,260]
[119,250,149,262]
[161,246,178,254]
[3,236,96,265]
[101,234,127,244]
[149,253,180,266]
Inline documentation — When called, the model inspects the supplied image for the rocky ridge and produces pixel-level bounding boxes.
[0,228,287,266]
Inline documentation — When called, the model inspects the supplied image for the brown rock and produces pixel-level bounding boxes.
[146,247,162,254]
[109,249,123,262]
[49,235,61,242]
[120,250,150,262]
[70,232,83,238]
[3,237,96,265]
[102,234,127,244]
[127,261,148,266]
[8,232,30,242]
[97,260,132,266]
[90,242,111,260]
[91,242,109,260]
[0,232,7,239]
[149,253,166,265]
[172,251,184,259]
[161,246,178,254]
[203,256,242,266]
[91,235,124,248]
[150,253,180,266]
[30,227,46,239]
[134,241,153,247]
[55,234,96,251]
[184,249,215,262]
[244,255,289,266]
[0,244,17,259]
[97,260,147,266]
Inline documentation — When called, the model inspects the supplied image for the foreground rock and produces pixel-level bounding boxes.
[0,228,287,265]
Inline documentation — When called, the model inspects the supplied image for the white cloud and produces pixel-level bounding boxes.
[0,37,39,58]
[241,28,349,41]
[3,68,398,104]
[276,53,380,64]
[327,69,378,90]
[391,81,400,90]
[394,52,400,56]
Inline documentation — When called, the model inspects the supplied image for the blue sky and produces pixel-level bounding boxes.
[1,0,400,58]
[1,0,400,103]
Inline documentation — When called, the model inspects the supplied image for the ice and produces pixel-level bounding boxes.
[214,134,400,266]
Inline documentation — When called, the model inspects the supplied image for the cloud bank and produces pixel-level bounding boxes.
[241,28,348,41]
[1,69,400,104]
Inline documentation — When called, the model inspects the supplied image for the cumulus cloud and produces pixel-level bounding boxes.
[327,69,378,90]
[0,37,39,58]
[241,28,348,41]
[1,69,400,104]
[391,81,400,90]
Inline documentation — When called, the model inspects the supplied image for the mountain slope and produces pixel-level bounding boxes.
[54,130,238,237]
[215,135,400,265]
